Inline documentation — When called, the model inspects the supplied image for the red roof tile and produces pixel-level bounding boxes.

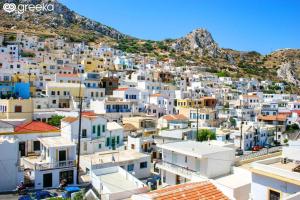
[15,121,59,133]
[144,181,229,200]
[114,88,128,91]
[62,117,77,123]
[162,114,188,121]
[56,73,79,78]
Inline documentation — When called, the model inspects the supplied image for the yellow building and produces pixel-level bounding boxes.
[123,116,157,135]
[0,98,33,122]
[81,55,114,73]
[176,97,217,109]
[177,99,201,108]
[46,81,85,108]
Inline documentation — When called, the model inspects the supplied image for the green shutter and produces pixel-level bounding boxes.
[92,125,96,134]
[97,125,101,136]
[117,136,120,144]
[102,125,105,132]
[106,137,109,146]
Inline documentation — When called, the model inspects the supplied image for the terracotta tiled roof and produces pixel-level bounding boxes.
[82,111,97,117]
[162,114,188,121]
[62,117,77,123]
[123,123,137,131]
[257,114,288,121]
[242,95,259,99]
[56,73,79,78]
[15,121,59,133]
[114,87,128,91]
[150,93,163,97]
[144,181,229,200]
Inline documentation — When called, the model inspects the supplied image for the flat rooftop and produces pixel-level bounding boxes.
[80,149,150,165]
[157,141,234,158]
[251,157,300,186]
[98,172,140,193]
[215,168,251,189]
[39,136,75,148]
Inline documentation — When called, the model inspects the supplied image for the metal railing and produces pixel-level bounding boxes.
[156,160,204,179]
[237,146,282,162]
[22,159,76,171]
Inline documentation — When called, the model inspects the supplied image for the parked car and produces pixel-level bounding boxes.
[19,190,57,200]
[146,175,161,190]
[62,186,81,199]
[252,145,263,151]
[235,148,244,156]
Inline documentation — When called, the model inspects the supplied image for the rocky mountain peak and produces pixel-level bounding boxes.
[172,28,219,57]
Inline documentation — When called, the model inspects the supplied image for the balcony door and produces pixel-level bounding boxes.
[59,150,67,162]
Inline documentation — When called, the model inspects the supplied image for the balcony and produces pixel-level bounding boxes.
[22,157,76,171]
[156,161,206,181]
[106,108,132,113]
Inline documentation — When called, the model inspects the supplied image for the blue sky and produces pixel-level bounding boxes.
[59,0,300,54]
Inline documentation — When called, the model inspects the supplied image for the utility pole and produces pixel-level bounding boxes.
[275,109,278,146]
[76,76,83,184]
[196,105,199,138]
[240,99,243,149]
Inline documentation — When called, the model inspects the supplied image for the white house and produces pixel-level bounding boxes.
[156,141,235,185]
[250,141,300,200]
[21,136,77,189]
[61,115,124,154]
[80,150,151,179]
[0,137,23,192]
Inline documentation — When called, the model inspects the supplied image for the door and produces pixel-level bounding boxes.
[43,173,52,188]
[59,150,67,162]
[19,142,26,157]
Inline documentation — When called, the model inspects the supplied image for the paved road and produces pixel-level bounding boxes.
[0,194,18,200]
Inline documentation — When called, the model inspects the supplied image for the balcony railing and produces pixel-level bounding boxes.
[106,108,132,113]
[22,158,76,171]
[156,161,206,180]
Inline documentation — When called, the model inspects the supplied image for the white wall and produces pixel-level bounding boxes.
[0,138,21,192]
[251,173,300,200]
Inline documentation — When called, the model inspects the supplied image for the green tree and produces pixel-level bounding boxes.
[48,115,64,127]
[196,129,216,142]
[229,117,237,128]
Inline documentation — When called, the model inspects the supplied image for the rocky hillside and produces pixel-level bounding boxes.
[1,0,300,90]
[0,0,128,42]
[172,28,220,57]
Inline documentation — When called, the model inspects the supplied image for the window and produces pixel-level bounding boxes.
[14,105,22,113]
[82,129,87,138]
[102,125,106,132]
[33,141,40,151]
[98,144,102,149]
[92,125,96,134]
[269,189,280,200]
[116,136,120,144]
[59,170,74,184]
[127,164,134,171]
[140,162,147,169]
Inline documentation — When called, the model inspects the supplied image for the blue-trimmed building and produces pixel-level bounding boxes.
[0,82,30,99]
